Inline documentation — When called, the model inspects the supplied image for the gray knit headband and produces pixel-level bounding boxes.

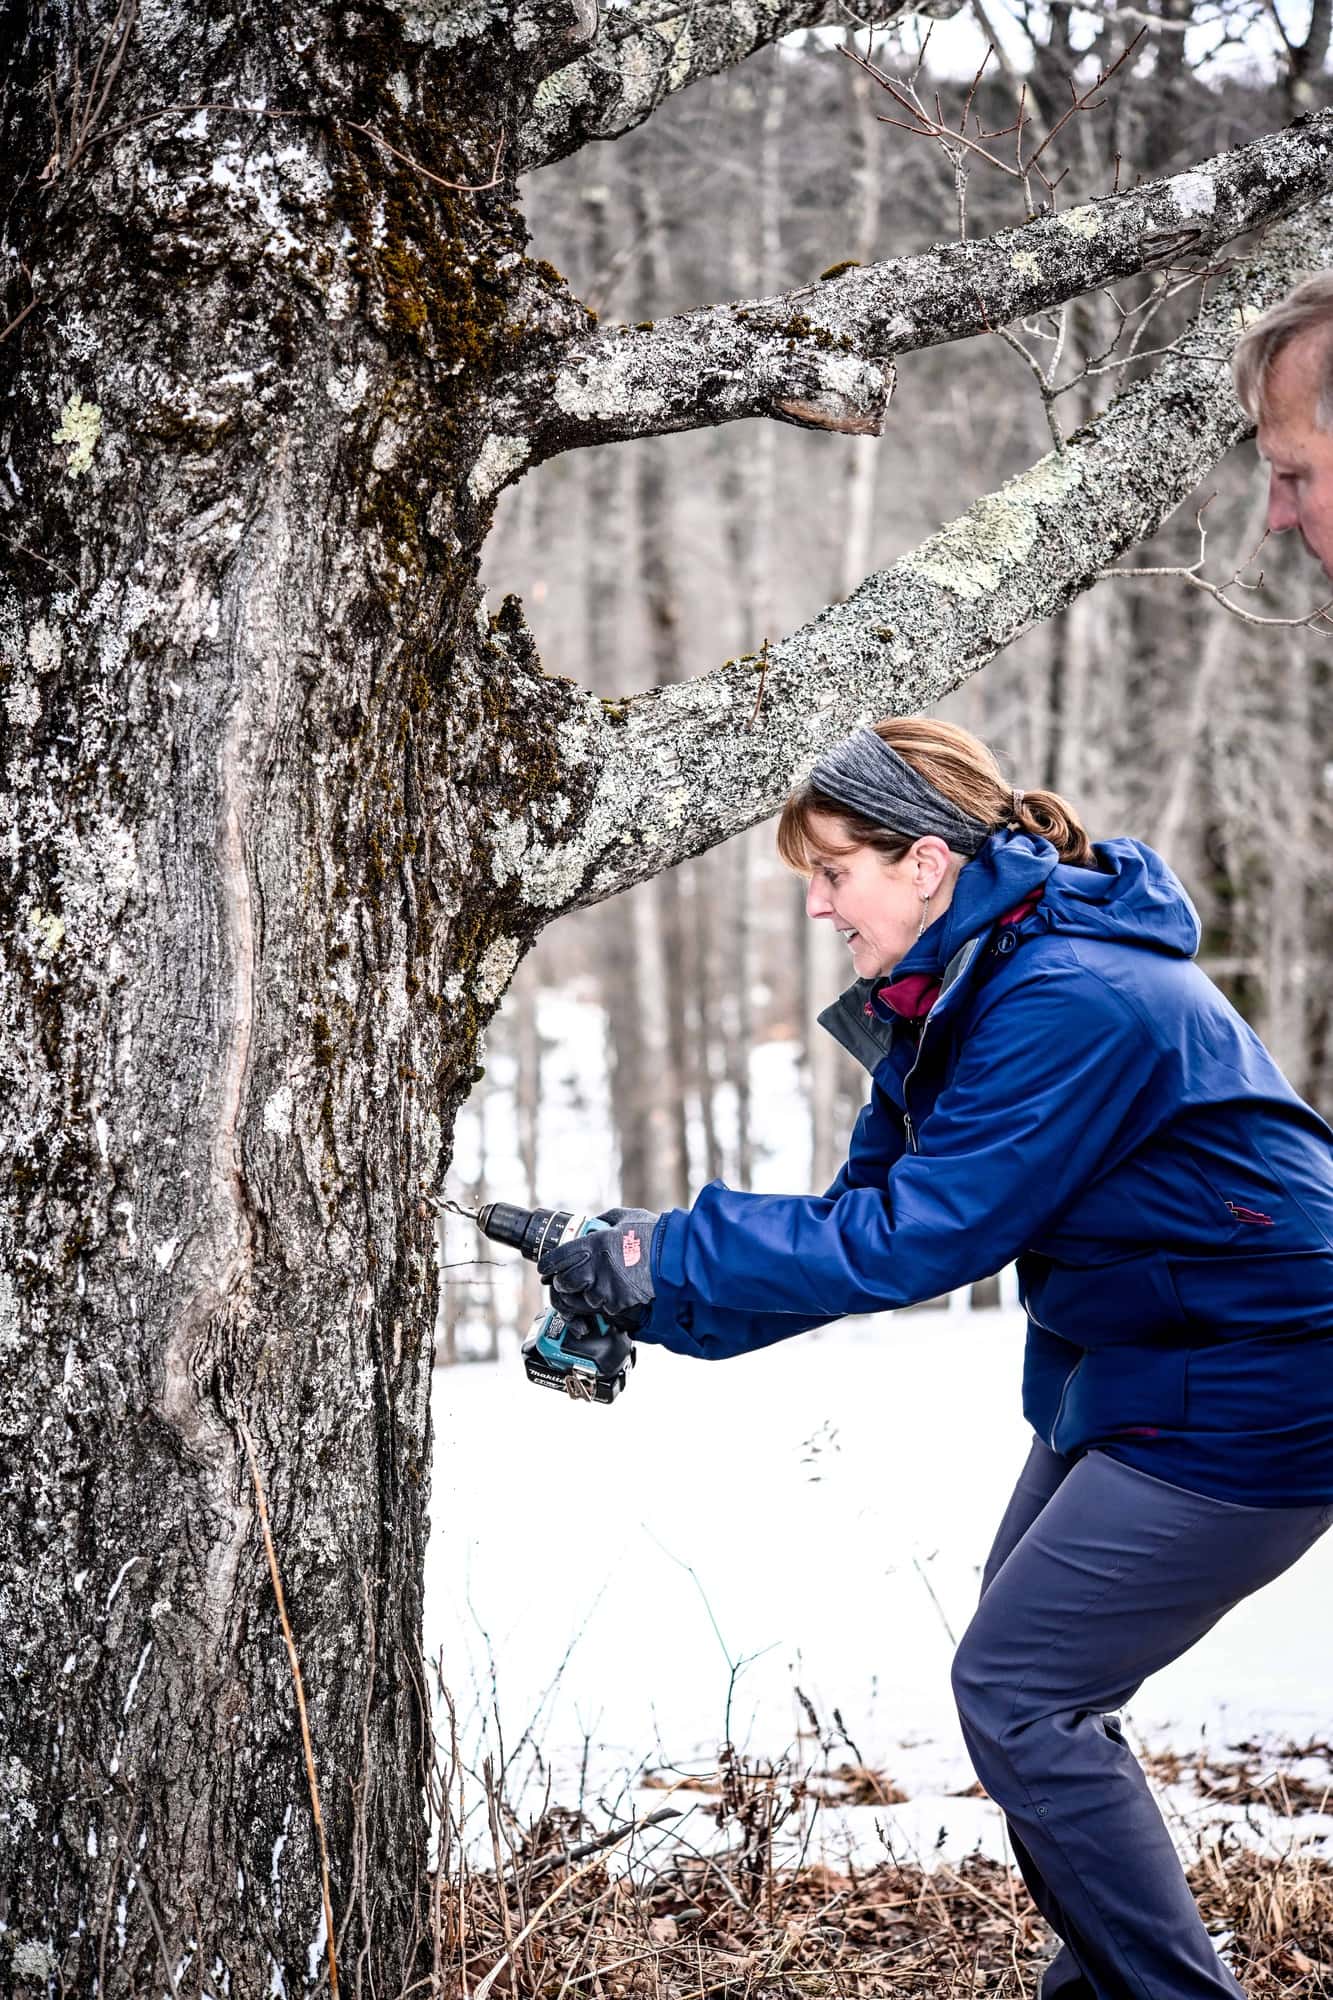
[808,728,991,858]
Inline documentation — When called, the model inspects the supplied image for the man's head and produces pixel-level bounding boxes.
[1233,274,1333,579]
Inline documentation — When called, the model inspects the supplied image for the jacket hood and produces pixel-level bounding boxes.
[891,829,1200,987]
[1027,834,1201,960]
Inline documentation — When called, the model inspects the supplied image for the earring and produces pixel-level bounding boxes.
[916,891,932,940]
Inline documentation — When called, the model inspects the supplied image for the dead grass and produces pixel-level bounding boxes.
[420,1716,1333,1999]
[1141,1736,1333,1815]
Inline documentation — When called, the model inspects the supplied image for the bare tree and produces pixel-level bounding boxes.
[3,0,1333,1989]
[631,173,694,1206]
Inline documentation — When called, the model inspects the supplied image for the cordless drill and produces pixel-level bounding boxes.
[474,1202,636,1404]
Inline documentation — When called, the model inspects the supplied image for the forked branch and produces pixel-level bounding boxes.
[518,0,942,171]
[484,111,1333,484]
[484,198,1333,919]
[42,0,140,180]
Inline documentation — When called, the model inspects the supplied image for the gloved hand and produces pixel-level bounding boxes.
[538,1207,659,1331]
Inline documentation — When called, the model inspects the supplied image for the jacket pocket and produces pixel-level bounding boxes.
[1168,1248,1333,1336]
[1054,1343,1191,1455]
[1021,1250,1191,1347]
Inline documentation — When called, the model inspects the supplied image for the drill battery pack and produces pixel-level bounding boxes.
[522,1309,636,1404]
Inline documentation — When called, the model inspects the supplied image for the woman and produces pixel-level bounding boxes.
[541,716,1333,2000]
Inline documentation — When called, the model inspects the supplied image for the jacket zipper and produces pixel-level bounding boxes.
[899,936,982,1152]
[901,1021,930,1153]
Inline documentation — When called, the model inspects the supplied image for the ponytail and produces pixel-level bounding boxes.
[1008,785,1095,868]
[778,718,1097,870]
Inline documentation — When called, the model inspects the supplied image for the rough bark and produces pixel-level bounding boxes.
[490,108,1333,471]
[517,0,956,171]
[0,4,585,1991]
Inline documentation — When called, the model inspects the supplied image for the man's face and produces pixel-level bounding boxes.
[1256,325,1333,581]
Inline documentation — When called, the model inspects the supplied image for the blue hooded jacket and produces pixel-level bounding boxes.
[639,830,1333,1506]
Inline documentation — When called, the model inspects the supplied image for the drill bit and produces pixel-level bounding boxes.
[424,1191,480,1222]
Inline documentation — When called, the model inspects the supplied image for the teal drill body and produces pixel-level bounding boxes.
[474,1203,637,1403]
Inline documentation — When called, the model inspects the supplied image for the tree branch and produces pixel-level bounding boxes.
[482,108,1333,492]
[518,0,941,171]
[486,197,1333,915]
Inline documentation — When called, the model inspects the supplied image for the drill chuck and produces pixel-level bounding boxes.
[475,1202,580,1265]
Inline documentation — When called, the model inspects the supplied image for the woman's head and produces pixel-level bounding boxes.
[777,717,1094,979]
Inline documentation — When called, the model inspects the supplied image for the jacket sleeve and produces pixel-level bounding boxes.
[647,957,1166,1335]
[636,1284,837,1360]
[637,1083,907,1359]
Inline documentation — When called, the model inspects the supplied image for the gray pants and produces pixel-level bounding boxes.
[951,1441,1333,2000]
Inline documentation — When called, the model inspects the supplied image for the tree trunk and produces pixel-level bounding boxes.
[716,59,787,1189]
[692,870,725,1185]
[807,39,884,1190]
[1265,631,1311,1091]
[583,185,653,1208]
[630,173,694,1211]
[0,11,582,1989]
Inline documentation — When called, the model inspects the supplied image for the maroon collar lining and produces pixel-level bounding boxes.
[867,890,1044,1022]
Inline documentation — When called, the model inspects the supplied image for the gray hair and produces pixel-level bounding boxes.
[1232,273,1333,431]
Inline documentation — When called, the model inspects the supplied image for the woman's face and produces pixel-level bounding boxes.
[803,813,956,979]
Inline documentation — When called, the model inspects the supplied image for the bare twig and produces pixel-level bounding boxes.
[1024,29,1148,176]
[0,529,78,586]
[347,123,506,193]
[0,294,40,346]
[238,1415,340,1998]
[470,1832,645,2000]
[335,1573,377,1988]
[97,1798,137,1996]
[1105,564,1333,628]
[527,1806,683,1882]
[846,24,1147,222]
[109,1816,218,2000]
[642,1526,779,1749]
[1100,503,1333,630]
[484,1757,523,1999]
[912,1552,959,1648]
[994,319,1066,454]
[43,0,141,180]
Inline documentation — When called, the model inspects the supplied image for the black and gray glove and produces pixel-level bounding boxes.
[538,1207,659,1331]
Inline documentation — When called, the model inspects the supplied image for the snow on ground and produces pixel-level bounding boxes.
[428,983,1333,1872]
[425,1307,1333,1871]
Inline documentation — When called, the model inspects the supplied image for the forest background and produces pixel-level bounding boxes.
[442,8,1333,1360]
